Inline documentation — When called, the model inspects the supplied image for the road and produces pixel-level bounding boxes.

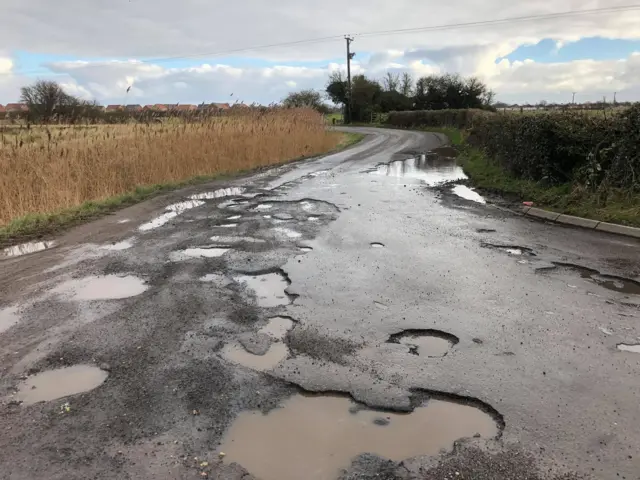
[1,127,639,480]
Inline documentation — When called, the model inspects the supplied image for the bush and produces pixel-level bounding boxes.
[385,109,491,130]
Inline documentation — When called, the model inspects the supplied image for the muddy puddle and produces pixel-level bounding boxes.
[259,316,295,339]
[220,393,498,480]
[617,344,640,353]
[388,330,459,357]
[53,275,148,301]
[12,365,108,405]
[273,227,302,239]
[139,200,205,231]
[190,187,245,200]
[451,185,486,204]
[2,241,55,258]
[374,154,467,186]
[221,342,289,371]
[100,239,134,251]
[235,272,291,307]
[170,247,230,261]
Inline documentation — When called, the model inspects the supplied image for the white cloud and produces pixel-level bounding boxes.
[1,1,640,104]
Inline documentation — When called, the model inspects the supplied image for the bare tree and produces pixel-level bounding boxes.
[20,80,79,122]
[400,72,413,97]
[382,72,400,92]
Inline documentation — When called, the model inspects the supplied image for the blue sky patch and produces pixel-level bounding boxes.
[502,37,640,63]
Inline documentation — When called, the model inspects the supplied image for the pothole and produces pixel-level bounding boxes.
[273,213,294,220]
[258,316,295,339]
[298,246,313,252]
[234,271,292,307]
[451,185,486,204]
[11,365,108,405]
[273,227,302,239]
[139,200,205,231]
[617,343,640,353]
[387,330,459,357]
[210,235,266,245]
[476,229,496,233]
[219,393,499,480]
[221,342,289,371]
[227,215,242,220]
[374,154,467,186]
[169,247,230,261]
[542,263,640,295]
[2,241,55,258]
[100,239,134,251]
[481,243,536,257]
[190,187,245,200]
[53,275,148,301]
[219,223,238,228]
[371,242,385,248]
[254,203,273,211]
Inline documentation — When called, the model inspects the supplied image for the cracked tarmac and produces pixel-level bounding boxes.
[0,127,639,479]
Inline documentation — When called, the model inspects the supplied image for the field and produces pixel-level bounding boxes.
[0,108,348,239]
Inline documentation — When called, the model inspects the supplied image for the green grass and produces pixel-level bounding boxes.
[325,113,343,124]
[0,132,365,247]
[459,147,640,227]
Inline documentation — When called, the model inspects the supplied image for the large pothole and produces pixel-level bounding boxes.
[219,392,499,480]
[52,275,148,301]
[541,262,640,296]
[387,329,459,357]
[234,270,293,307]
[10,365,108,405]
[373,154,467,186]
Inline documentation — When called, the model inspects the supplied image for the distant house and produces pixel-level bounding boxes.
[5,103,28,112]
[0,105,5,113]
[211,103,231,111]
[106,105,123,112]
[125,104,143,112]
[173,104,197,112]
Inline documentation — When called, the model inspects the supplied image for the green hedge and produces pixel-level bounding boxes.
[386,107,640,192]
[385,109,491,130]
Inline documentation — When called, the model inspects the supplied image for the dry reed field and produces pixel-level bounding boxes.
[0,108,343,227]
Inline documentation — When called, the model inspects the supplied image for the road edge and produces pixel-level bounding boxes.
[522,206,640,239]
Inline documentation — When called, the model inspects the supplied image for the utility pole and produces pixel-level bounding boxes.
[345,36,355,124]
[613,92,617,105]
[572,92,576,104]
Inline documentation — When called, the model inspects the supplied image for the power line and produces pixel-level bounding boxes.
[4,4,640,77]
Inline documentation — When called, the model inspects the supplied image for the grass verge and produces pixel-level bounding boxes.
[0,131,364,247]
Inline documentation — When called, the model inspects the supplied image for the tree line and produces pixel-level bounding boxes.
[283,72,496,122]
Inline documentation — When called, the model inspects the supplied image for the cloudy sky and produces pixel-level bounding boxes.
[2,0,640,106]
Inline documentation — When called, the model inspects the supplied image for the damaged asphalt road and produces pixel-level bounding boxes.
[1,127,639,480]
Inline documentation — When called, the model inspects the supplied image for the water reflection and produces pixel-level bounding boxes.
[375,154,467,186]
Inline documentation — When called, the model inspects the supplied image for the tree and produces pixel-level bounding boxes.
[413,73,493,110]
[400,72,413,97]
[282,89,328,113]
[350,75,383,122]
[325,71,348,106]
[382,72,400,92]
[20,80,80,122]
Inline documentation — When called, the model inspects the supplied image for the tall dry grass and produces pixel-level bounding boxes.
[0,108,342,226]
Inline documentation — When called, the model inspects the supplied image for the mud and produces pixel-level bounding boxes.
[219,393,498,480]
[387,329,459,357]
[52,274,148,301]
[11,365,108,405]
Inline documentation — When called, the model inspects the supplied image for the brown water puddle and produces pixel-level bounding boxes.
[258,316,295,340]
[53,275,148,301]
[13,365,108,405]
[220,393,498,480]
[221,343,289,371]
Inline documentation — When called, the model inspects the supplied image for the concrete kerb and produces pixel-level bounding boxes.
[520,206,640,239]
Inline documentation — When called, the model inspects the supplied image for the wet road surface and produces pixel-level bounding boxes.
[1,127,639,479]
